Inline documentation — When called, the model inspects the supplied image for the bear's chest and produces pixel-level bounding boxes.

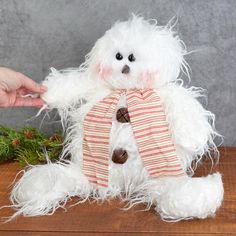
[109,95,140,166]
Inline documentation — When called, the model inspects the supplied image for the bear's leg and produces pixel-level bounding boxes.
[10,161,91,218]
[153,173,223,221]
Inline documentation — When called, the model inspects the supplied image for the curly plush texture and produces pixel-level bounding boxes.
[8,15,223,221]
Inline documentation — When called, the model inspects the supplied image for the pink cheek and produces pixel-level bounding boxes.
[96,64,113,80]
[139,70,158,87]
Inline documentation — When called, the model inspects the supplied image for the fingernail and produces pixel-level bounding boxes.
[41,85,48,92]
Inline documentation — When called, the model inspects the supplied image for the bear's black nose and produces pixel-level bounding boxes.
[122,65,130,74]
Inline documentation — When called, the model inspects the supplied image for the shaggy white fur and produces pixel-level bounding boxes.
[9,15,223,221]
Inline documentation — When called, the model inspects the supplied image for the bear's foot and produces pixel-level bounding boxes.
[10,161,90,218]
[155,173,224,221]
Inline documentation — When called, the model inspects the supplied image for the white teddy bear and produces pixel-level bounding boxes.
[10,15,223,221]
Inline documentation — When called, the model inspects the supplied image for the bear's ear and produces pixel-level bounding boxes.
[151,23,190,83]
[83,38,103,69]
[126,15,190,83]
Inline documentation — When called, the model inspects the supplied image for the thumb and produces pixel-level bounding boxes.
[0,76,21,91]
[19,74,47,93]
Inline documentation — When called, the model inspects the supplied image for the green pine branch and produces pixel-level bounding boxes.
[0,125,64,167]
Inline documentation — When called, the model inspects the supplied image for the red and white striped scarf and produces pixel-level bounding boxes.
[82,89,185,187]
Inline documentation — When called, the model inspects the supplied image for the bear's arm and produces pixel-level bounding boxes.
[157,83,218,159]
[41,68,97,109]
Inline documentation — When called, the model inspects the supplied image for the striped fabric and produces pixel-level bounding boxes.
[82,89,185,187]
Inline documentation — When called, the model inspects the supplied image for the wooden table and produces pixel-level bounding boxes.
[0,147,235,235]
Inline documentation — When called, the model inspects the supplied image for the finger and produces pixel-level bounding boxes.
[13,97,45,108]
[18,73,47,93]
[16,88,29,96]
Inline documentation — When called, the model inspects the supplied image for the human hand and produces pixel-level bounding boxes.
[0,67,47,108]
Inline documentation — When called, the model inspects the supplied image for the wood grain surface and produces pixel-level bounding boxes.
[0,147,235,235]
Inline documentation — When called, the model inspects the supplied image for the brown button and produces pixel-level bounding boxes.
[112,148,128,164]
[116,107,130,123]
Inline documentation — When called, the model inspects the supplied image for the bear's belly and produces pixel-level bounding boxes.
[108,95,147,188]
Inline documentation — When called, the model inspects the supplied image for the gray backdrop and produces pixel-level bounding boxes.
[0,0,235,146]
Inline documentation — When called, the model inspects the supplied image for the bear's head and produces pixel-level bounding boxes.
[85,15,189,90]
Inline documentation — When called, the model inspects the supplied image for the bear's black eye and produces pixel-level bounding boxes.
[128,54,135,62]
[116,52,123,60]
